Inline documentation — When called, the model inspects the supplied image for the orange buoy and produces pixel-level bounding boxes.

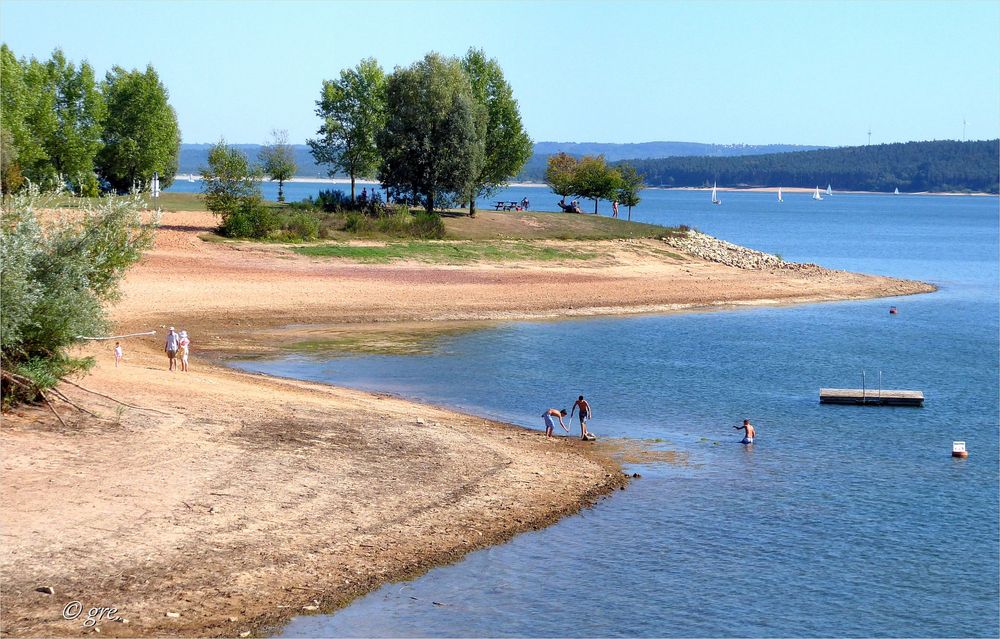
[952,441,968,458]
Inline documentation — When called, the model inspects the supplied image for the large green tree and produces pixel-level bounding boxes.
[1,46,58,189]
[97,65,181,193]
[308,58,386,202]
[259,129,296,202]
[44,50,106,195]
[460,49,532,216]
[617,162,645,220]
[378,53,486,213]
[572,155,622,214]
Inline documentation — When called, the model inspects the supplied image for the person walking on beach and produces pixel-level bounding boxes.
[178,330,191,372]
[542,408,569,437]
[113,341,123,368]
[571,395,592,439]
[165,327,179,371]
[734,418,756,444]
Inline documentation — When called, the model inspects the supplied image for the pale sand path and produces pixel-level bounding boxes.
[1,210,932,637]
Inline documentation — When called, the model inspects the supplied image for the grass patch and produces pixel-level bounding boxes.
[294,241,595,264]
[443,209,679,241]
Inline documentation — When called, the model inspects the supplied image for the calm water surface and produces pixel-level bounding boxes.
[232,192,999,637]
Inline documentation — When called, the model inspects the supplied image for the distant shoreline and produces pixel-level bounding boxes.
[173,175,995,197]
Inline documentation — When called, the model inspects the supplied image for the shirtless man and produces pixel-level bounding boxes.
[734,419,756,444]
[570,395,592,439]
[542,408,569,437]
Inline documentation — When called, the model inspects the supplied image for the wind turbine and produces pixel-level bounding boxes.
[867,127,872,146]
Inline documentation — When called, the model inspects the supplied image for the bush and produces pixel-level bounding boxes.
[219,197,276,239]
[1,187,156,407]
[279,212,319,240]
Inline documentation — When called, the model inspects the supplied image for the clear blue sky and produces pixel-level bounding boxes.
[2,0,998,146]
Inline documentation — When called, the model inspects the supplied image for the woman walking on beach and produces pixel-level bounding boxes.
[178,331,191,372]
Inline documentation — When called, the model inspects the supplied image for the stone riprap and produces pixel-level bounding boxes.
[662,230,821,271]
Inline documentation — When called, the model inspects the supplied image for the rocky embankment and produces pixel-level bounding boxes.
[663,230,821,271]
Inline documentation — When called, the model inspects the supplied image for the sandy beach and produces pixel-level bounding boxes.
[0,210,933,637]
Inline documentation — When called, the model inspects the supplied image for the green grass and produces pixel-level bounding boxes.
[442,209,677,241]
[294,240,596,264]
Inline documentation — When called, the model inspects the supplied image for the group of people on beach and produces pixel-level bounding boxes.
[542,395,594,440]
[163,327,191,372]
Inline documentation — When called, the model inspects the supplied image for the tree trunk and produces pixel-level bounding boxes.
[628,205,632,221]
[350,175,356,203]
[426,191,434,214]
[278,179,285,202]
[594,199,599,215]
[468,189,476,217]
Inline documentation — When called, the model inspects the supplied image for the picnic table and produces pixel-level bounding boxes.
[494,201,523,211]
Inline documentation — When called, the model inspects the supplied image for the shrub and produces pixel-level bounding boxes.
[1,187,156,407]
[280,212,319,240]
[219,197,276,239]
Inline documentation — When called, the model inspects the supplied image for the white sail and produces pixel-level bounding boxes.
[826,184,833,196]
[894,187,900,195]
[813,186,823,201]
[777,187,783,202]
[711,182,721,204]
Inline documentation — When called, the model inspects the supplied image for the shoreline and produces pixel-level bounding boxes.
[0,209,935,637]
[172,175,996,197]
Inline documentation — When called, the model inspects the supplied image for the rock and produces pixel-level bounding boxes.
[415,417,425,425]
[165,612,181,618]
[302,605,318,611]
[240,632,251,638]
[632,473,642,478]
[228,617,239,622]
[35,586,54,595]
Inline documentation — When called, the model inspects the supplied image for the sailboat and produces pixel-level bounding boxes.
[711,182,722,205]
[187,173,195,182]
[777,187,783,203]
[826,184,833,196]
[812,186,823,201]
[894,187,900,195]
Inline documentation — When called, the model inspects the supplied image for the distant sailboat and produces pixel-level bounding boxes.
[187,173,194,182]
[894,187,900,195]
[826,184,833,196]
[777,187,783,203]
[812,186,823,201]
[711,182,722,205]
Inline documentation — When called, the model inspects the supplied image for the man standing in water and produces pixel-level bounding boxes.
[571,395,592,439]
[542,408,569,437]
[734,419,756,444]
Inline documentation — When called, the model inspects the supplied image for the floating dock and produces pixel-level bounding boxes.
[819,388,924,407]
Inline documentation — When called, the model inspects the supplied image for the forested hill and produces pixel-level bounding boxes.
[621,140,999,194]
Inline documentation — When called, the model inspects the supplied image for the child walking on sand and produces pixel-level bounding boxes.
[113,341,123,368]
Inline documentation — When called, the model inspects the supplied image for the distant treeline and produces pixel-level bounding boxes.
[620,140,999,194]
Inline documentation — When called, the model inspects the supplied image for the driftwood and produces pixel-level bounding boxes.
[47,386,106,420]
[75,331,157,341]
[39,391,69,428]
[58,378,171,415]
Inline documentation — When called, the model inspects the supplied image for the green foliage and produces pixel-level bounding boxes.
[1,128,25,195]
[624,140,1000,194]
[218,196,275,238]
[378,53,486,213]
[1,46,57,189]
[309,58,386,200]
[544,152,578,198]
[44,50,106,194]
[343,207,446,239]
[460,48,533,215]
[0,187,156,405]
[97,64,181,193]
[201,140,262,216]
[617,163,645,218]
[294,240,593,264]
[259,129,297,202]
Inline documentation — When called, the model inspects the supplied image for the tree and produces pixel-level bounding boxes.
[378,53,485,213]
[200,139,261,216]
[308,58,386,202]
[1,46,58,189]
[460,48,532,216]
[259,129,296,202]
[97,65,181,193]
[44,50,106,195]
[572,155,622,214]
[544,152,579,203]
[1,187,156,406]
[617,163,645,220]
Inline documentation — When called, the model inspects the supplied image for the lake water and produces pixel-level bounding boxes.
[232,191,999,637]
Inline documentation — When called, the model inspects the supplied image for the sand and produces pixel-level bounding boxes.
[0,210,932,637]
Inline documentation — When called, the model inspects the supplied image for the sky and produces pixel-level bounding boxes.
[2,0,998,147]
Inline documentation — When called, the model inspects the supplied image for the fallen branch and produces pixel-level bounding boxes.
[47,387,106,420]
[58,378,171,415]
[75,331,157,341]
[39,391,68,428]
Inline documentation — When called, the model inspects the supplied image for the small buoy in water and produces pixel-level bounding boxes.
[889,306,898,315]
[952,441,968,458]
